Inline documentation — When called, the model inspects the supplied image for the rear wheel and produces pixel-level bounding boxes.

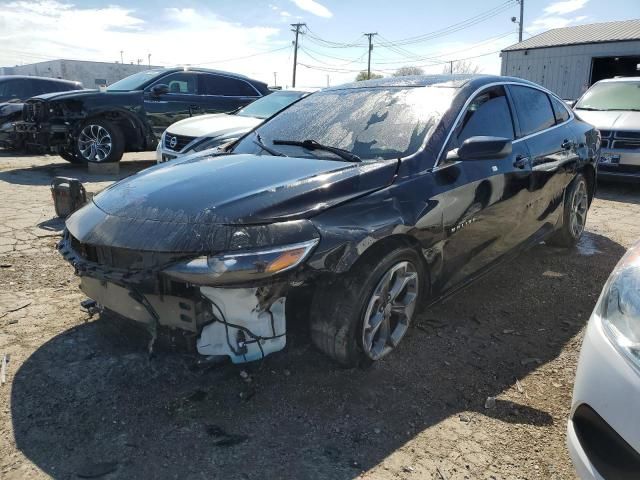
[547,173,588,247]
[75,119,124,163]
[310,245,425,367]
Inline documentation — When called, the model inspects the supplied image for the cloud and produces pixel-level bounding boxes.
[280,11,292,17]
[544,0,588,15]
[528,0,589,33]
[290,0,332,18]
[0,1,290,85]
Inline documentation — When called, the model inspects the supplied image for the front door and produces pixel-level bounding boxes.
[143,72,199,137]
[433,85,534,291]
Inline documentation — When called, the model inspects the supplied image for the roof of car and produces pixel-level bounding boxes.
[158,67,266,84]
[0,75,81,85]
[596,76,640,83]
[324,74,538,92]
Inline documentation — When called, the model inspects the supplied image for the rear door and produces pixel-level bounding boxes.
[436,84,533,290]
[508,85,579,236]
[143,72,199,136]
[196,73,262,115]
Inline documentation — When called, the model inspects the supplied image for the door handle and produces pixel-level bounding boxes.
[561,139,574,150]
[514,155,529,169]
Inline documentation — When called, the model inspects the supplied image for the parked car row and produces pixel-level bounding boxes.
[7,67,271,163]
[3,64,638,480]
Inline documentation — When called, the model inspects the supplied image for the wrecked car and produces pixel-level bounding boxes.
[59,75,599,366]
[0,75,82,150]
[16,68,270,164]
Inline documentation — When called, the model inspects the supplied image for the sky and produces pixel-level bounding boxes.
[0,0,639,88]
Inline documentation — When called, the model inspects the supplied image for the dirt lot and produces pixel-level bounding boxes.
[0,152,639,480]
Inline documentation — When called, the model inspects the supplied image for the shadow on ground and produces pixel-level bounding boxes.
[11,232,625,479]
[0,157,154,188]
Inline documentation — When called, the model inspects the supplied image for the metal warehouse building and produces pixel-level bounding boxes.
[0,59,163,89]
[501,19,640,100]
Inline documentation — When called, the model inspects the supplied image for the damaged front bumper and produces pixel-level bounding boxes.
[58,230,317,363]
[15,120,71,153]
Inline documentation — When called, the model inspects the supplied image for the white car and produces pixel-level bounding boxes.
[573,77,640,184]
[567,240,640,479]
[156,89,312,163]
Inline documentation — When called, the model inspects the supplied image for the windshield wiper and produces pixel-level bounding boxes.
[273,139,361,162]
[576,107,605,111]
[252,132,287,157]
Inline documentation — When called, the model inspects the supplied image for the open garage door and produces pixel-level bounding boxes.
[591,55,640,85]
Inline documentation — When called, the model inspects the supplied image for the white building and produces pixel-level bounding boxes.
[0,59,164,88]
[501,19,640,100]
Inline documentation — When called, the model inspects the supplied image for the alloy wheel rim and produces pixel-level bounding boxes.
[362,261,419,360]
[78,124,112,162]
[569,180,588,238]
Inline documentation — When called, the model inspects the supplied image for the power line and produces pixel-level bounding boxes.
[191,45,291,66]
[377,0,517,46]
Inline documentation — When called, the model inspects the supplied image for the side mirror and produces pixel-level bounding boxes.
[456,136,512,160]
[150,84,169,96]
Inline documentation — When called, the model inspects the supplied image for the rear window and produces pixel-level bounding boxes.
[550,96,570,123]
[200,75,258,97]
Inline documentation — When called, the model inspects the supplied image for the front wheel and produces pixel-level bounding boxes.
[75,119,124,163]
[547,173,589,247]
[310,245,426,367]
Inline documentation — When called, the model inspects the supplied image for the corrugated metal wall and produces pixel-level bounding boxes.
[501,40,640,99]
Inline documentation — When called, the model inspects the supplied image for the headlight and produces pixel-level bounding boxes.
[190,137,238,153]
[163,239,319,286]
[599,241,640,370]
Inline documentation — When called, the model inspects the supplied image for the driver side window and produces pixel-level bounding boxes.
[151,73,197,94]
[446,86,515,155]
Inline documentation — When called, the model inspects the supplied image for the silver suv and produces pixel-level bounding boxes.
[574,77,640,183]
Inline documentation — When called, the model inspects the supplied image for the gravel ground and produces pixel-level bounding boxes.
[1,152,639,480]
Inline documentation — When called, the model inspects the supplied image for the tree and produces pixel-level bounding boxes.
[443,60,482,75]
[355,71,383,81]
[392,66,425,77]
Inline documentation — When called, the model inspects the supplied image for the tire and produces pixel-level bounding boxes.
[310,245,426,367]
[75,119,124,163]
[546,173,589,248]
[58,148,82,164]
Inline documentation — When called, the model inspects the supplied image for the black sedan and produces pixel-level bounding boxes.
[59,75,599,367]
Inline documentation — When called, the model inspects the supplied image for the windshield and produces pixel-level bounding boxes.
[231,86,455,161]
[107,70,166,91]
[236,91,307,119]
[576,81,640,111]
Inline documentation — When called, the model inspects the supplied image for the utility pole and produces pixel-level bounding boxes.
[364,32,377,80]
[120,50,124,64]
[513,0,525,42]
[326,74,330,87]
[291,22,306,88]
[148,53,151,69]
[450,60,453,74]
[273,72,278,88]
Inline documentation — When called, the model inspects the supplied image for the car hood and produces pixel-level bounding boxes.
[166,114,261,138]
[30,89,131,102]
[66,153,397,252]
[575,109,640,131]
